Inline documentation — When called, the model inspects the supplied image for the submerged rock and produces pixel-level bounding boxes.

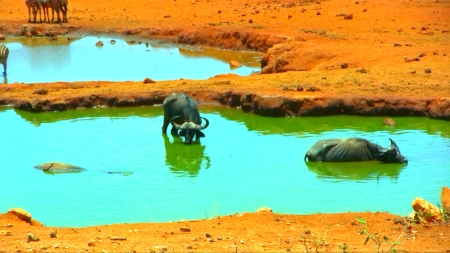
[34,162,86,174]
[383,118,396,126]
[34,162,133,176]
[229,60,242,68]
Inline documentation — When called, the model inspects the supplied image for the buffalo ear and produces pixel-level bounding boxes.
[196,131,205,138]
[374,148,387,161]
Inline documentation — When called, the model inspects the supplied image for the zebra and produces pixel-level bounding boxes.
[41,0,54,23]
[47,0,68,23]
[25,0,43,23]
[0,44,9,76]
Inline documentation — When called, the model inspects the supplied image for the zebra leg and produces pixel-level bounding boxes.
[38,6,42,22]
[28,6,32,23]
[43,7,47,22]
[45,7,52,22]
[63,10,67,23]
[56,11,61,23]
[62,3,68,23]
[33,7,38,23]
[53,7,61,23]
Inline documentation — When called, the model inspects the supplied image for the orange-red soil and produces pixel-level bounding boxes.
[1,209,450,253]
[0,0,449,252]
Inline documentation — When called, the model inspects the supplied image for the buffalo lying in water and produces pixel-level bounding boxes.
[304,138,408,163]
[162,93,209,144]
[34,162,132,175]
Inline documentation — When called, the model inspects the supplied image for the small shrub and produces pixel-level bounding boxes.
[356,217,407,253]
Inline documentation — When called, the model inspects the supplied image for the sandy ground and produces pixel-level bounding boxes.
[0,0,449,252]
[1,209,449,253]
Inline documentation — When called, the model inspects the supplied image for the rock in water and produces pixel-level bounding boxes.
[34,162,86,174]
[383,118,396,126]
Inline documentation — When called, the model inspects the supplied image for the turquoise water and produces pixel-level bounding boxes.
[0,106,449,227]
[1,36,262,84]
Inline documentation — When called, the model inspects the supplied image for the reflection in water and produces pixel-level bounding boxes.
[163,134,211,177]
[305,161,405,181]
[19,37,73,71]
[178,47,262,68]
[2,37,261,83]
[14,106,163,126]
[10,37,78,47]
[0,107,449,227]
[206,107,450,139]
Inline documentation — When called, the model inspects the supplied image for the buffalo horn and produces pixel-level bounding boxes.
[388,138,398,148]
[196,117,209,130]
[170,116,182,130]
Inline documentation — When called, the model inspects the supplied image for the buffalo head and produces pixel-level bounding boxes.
[170,116,209,144]
[374,138,408,164]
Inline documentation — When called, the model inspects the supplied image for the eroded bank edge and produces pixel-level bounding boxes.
[1,90,449,120]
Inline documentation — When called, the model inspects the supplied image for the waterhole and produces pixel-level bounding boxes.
[1,36,262,84]
[0,106,449,227]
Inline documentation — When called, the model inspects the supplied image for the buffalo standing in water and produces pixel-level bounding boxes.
[162,93,209,144]
[304,138,408,163]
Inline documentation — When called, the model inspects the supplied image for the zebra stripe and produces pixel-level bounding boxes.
[42,0,54,23]
[0,44,9,76]
[25,0,43,23]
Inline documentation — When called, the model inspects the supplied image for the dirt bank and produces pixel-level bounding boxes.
[2,208,450,253]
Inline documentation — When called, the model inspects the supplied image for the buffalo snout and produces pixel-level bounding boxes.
[183,135,193,144]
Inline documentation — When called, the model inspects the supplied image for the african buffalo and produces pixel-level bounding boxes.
[304,138,408,163]
[162,93,209,144]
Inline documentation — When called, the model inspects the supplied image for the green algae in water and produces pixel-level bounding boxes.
[0,106,449,227]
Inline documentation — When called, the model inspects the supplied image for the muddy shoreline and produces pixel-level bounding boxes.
[0,22,287,52]
[1,24,449,119]
[1,88,449,120]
